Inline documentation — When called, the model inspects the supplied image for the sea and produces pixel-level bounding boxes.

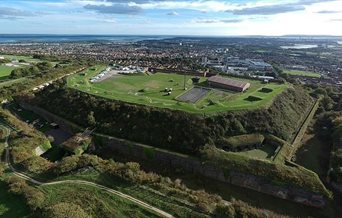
[280,44,318,49]
[0,34,171,43]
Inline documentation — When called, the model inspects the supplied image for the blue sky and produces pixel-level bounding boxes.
[0,0,341,35]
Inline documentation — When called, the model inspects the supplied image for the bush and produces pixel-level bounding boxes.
[6,176,45,210]
[43,202,91,218]
[0,163,6,177]
[214,203,236,217]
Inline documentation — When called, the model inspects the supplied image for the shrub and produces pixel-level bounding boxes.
[0,163,6,177]
[43,202,91,218]
[6,176,45,210]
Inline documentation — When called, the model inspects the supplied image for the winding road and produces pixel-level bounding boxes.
[1,124,174,218]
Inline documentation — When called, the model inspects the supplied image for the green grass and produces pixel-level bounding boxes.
[0,65,15,80]
[284,70,321,78]
[0,77,27,88]
[56,169,208,218]
[223,134,265,149]
[0,181,32,218]
[235,144,276,160]
[0,54,40,63]
[54,170,208,218]
[67,65,289,114]
[39,140,52,151]
[295,134,329,177]
[39,183,161,218]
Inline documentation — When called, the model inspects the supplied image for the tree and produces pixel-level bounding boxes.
[24,186,45,210]
[0,163,6,177]
[36,61,53,71]
[43,202,91,218]
[214,203,236,218]
[6,176,28,194]
[55,155,80,175]
[87,111,96,126]
[321,96,334,111]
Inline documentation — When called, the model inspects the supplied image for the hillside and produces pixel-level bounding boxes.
[32,84,313,154]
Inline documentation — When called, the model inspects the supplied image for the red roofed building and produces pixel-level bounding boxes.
[208,75,251,92]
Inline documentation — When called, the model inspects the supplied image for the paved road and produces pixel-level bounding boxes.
[1,124,174,218]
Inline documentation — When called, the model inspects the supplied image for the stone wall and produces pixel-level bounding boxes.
[19,102,327,208]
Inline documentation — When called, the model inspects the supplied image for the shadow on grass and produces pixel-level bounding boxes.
[244,96,262,102]
[0,76,10,81]
[0,181,32,218]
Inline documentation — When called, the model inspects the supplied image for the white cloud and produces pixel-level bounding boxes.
[166,11,179,16]
[132,1,240,12]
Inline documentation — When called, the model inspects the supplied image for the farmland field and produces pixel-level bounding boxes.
[284,70,321,78]
[67,65,289,113]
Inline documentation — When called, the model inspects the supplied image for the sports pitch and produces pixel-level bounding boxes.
[284,70,321,78]
[67,65,289,113]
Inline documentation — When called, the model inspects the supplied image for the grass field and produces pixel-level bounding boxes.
[0,53,49,87]
[284,70,321,78]
[0,65,15,80]
[67,65,289,113]
[39,183,161,218]
[0,54,40,63]
[235,144,276,160]
[55,170,208,218]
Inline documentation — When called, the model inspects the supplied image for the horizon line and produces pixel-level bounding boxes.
[0,34,342,38]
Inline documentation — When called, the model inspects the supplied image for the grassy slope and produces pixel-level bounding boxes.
[295,133,329,177]
[67,66,289,113]
[284,70,321,78]
[54,170,208,218]
[0,182,32,218]
[39,183,161,218]
[235,144,275,160]
[0,78,27,88]
[0,66,15,78]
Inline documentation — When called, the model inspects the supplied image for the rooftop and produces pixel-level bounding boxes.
[208,76,250,88]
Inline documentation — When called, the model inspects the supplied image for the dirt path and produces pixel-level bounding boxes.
[1,124,174,218]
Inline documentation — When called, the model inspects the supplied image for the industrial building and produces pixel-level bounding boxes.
[208,76,251,92]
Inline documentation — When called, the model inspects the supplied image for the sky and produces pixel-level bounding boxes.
[0,0,341,36]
